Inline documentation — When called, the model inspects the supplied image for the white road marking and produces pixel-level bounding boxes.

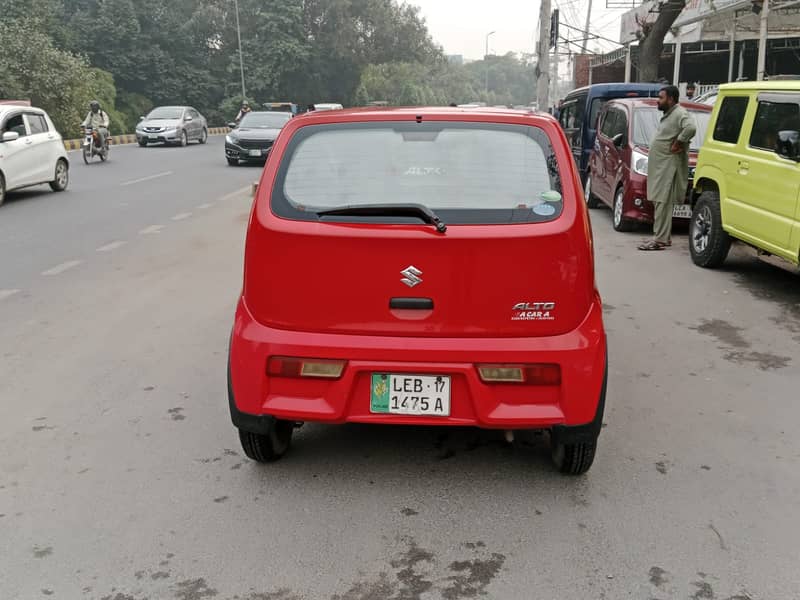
[42,260,83,276]
[0,289,21,301]
[219,185,253,202]
[139,225,164,235]
[171,212,192,221]
[120,171,173,187]
[196,203,213,210]
[96,241,128,252]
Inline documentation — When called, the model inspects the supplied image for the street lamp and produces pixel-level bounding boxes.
[234,0,246,99]
[485,31,496,94]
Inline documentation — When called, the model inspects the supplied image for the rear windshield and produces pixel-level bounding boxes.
[272,121,564,225]
[240,112,291,128]
[633,108,710,151]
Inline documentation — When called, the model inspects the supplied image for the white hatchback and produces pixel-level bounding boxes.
[0,105,69,207]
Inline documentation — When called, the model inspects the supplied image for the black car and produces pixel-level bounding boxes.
[225,111,292,165]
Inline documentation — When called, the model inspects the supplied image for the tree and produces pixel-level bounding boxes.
[636,0,688,83]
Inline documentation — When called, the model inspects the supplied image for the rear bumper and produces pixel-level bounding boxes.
[622,177,692,223]
[228,298,607,437]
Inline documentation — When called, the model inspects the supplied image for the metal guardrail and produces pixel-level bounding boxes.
[62,127,231,151]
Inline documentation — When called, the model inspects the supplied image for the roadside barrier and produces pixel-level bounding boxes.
[62,127,231,151]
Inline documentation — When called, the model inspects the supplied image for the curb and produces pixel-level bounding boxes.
[63,127,230,151]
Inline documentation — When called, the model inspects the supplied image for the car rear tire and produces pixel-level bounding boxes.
[180,131,188,147]
[584,173,601,209]
[49,159,69,192]
[238,420,293,463]
[690,190,731,268]
[227,158,239,167]
[551,437,597,475]
[0,173,6,207]
[199,129,208,144]
[612,187,634,232]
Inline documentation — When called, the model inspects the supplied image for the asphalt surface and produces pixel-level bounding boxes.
[1,139,799,600]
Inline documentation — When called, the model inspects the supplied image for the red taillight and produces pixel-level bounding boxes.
[477,364,561,385]
[267,356,346,379]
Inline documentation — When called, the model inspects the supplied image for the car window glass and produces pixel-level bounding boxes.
[599,109,616,138]
[713,97,748,143]
[634,108,710,151]
[276,122,565,225]
[559,103,576,129]
[27,114,48,134]
[589,98,608,130]
[612,109,628,138]
[3,114,28,137]
[748,98,800,150]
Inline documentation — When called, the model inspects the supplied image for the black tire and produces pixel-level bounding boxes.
[49,159,69,192]
[99,147,108,162]
[238,420,293,463]
[180,130,188,147]
[551,437,598,475]
[138,140,148,148]
[584,172,601,209]
[612,187,635,232]
[690,190,732,268]
[0,173,6,207]
[199,128,208,144]
[227,158,239,167]
[82,146,91,164]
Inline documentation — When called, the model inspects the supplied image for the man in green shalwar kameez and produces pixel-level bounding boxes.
[638,85,697,251]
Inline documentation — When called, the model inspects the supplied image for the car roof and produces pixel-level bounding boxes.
[606,98,713,111]
[292,106,550,123]
[565,83,663,98]
[718,80,800,92]
[0,105,46,118]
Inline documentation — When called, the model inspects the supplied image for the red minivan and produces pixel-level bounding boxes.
[585,99,712,231]
[228,107,607,474]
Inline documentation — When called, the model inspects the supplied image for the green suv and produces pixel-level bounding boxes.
[690,81,800,268]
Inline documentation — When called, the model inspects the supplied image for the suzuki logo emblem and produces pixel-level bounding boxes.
[400,266,423,288]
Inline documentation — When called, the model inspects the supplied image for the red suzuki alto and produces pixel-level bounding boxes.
[228,107,608,475]
[585,98,712,231]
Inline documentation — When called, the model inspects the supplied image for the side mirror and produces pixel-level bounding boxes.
[227,122,237,129]
[1,131,20,142]
[184,115,193,122]
[776,130,800,161]
[612,133,626,148]
[139,116,145,121]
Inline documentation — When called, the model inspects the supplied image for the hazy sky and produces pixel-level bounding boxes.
[410,0,627,59]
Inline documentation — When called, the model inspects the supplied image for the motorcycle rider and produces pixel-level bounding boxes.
[82,100,110,149]
[235,100,252,123]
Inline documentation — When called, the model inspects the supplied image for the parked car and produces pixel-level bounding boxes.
[586,98,712,231]
[225,111,292,166]
[558,83,663,185]
[690,81,800,268]
[263,102,299,116]
[136,106,208,147]
[0,105,69,207]
[310,103,343,112]
[227,106,608,475]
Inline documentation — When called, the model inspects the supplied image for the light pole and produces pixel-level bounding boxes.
[234,0,246,99]
[485,31,495,95]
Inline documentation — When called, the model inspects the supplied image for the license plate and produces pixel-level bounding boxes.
[147,135,157,140]
[673,204,692,218]
[249,149,262,157]
[370,373,451,416]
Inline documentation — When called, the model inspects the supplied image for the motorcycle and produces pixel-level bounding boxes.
[81,125,109,164]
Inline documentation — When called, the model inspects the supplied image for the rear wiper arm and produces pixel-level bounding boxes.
[317,203,447,233]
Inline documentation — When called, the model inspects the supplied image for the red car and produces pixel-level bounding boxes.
[228,107,608,475]
[585,98,712,231]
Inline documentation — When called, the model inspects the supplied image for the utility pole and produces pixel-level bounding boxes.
[581,0,593,53]
[485,31,496,95]
[234,0,246,99]
[536,0,551,111]
[756,0,770,80]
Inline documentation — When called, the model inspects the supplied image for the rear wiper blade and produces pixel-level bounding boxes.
[317,203,447,233]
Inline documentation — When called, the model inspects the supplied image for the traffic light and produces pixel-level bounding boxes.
[549,9,559,49]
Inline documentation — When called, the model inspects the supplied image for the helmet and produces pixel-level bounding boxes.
[90,100,100,112]
[241,101,250,108]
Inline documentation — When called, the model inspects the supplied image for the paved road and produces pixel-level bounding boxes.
[1,141,799,600]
